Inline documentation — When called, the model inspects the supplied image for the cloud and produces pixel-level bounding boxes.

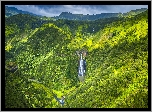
[108,5,148,13]
[6,5,57,17]
[6,5,148,17]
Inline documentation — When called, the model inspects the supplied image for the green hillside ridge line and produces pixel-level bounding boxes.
[5,28,39,52]
[31,50,54,68]
[19,28,39,43]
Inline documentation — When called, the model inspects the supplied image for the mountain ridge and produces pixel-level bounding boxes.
[5,6,147,21]
[5,8,148,108]
[5,6,42,17]
[52,8,148,20]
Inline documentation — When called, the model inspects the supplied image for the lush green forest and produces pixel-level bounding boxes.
[5,9,148,108]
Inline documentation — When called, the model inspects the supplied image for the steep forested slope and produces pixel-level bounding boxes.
[5,10,148,108]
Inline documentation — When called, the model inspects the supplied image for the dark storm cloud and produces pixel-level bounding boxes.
[6,5,148,17]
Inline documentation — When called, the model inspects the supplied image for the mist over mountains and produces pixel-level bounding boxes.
[54,8,147,20]
[5,6,147,20]
[5,6,42,17]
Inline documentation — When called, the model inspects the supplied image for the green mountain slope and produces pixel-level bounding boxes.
[65,10,148,108]
[5,10,148,108]
[122,8,147,18]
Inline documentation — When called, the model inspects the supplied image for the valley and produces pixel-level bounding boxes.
[5,8,148,108]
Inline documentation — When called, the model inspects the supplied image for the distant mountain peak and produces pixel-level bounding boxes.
[54,8,148,20]
[5,6,42,17]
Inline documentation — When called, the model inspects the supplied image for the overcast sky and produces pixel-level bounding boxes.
[6,5,148,17]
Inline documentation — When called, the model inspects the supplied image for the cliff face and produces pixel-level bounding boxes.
[54,12,120,20]
[53,8,147,20]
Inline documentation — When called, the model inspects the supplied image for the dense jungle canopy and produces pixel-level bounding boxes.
[5,9,148,108]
